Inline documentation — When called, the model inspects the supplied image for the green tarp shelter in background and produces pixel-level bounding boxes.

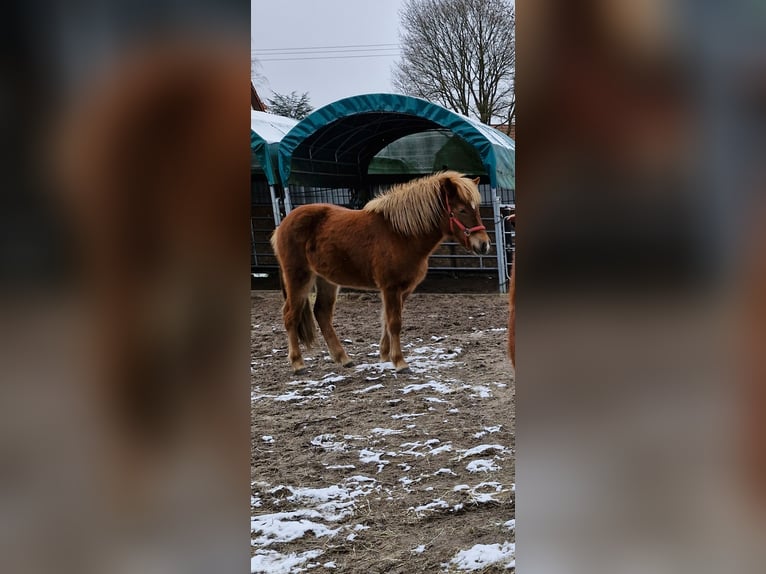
[277,93,515,190]
[369,130,487,177]
[274,93,515,292]
[251,110,299,227]
[250,110,298,185]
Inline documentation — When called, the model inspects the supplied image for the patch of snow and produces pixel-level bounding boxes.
[459,444,510,460]
[353,383,384,394]
[399,439,443,457]
[343,434,366,441]
[391,413,425,420]
[465,459,501,473]
[250,549,323,574]
[359,448,390,473]
[346,475,377,483]
[251,510,340,545]
[429,443,453,456]
[370,427,403,436]
[261,435,274,443]
[447,542,515,571]
[504,519,515,530]
[412,544,426,554]
[359,449,390,465]
[354,361,395,373]
[310,434,348,453]
[412,346,433,354]
[473,425,502,438]
[410,498,449,516]
[322,373,347,383]
[401,381,453,395]
[434,468,456,476]
[464,385,493,398]
[271,390,303,402]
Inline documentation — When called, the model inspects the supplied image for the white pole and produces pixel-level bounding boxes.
[269,184,282,227]
[284,185,294,214]
[491,187,508,293]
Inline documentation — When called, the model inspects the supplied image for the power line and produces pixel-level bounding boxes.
[255,47,400,57]
[253,42,399,52]
[258,53,401,62]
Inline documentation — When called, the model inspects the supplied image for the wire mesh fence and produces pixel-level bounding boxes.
[251,178,514,288]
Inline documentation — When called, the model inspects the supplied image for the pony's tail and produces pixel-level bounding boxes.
[296,300,316,348]
[277,281,316,348]
[272,223,315,347]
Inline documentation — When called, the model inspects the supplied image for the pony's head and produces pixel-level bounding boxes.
[440,173,491,255]
[363,171,491,255]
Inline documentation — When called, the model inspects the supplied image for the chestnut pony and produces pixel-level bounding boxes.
[271,171,491,374]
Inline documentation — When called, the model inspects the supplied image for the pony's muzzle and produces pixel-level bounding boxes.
[470,235,491,255]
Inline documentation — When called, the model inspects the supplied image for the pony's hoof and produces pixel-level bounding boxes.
[395,366,412,374]
[342,360,355,368]
[293,366,307,375]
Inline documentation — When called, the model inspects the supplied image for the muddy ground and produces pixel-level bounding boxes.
[251,288,514,573]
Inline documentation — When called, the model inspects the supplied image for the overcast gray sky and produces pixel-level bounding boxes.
[251,0,406,110]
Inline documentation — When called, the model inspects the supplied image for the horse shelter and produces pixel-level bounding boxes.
[251,93,515,291]
[250,110,298,270]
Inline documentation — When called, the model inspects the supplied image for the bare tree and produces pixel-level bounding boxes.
[251,53,267,88]
[394,0,515,125]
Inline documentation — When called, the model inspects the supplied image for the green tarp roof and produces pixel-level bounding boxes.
[250,111,298,185]
[278,93,515,189]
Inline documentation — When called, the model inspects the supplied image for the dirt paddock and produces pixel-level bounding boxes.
[251,288,515,573]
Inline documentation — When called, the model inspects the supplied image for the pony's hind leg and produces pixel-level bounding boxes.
[314,276,353,367]
[282,272,316,374]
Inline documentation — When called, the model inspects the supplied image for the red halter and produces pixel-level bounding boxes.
[445,194,486,237]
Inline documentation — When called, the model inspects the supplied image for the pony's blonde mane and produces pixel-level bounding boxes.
[363,171,481,236]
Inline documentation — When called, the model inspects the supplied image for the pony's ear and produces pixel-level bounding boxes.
[442,176,458,201]
[472,177,481,185]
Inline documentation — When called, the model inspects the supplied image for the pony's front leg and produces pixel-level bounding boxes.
[379,305,391,362]
[382,289,409,373]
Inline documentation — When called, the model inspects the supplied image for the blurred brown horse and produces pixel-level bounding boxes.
[271,171,491,374]
[54,41,249,518]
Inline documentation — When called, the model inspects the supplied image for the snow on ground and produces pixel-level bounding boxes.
[251,548,324,574]
[466,459,502,473]
[252,332,514,571]
[446,541,516,571]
